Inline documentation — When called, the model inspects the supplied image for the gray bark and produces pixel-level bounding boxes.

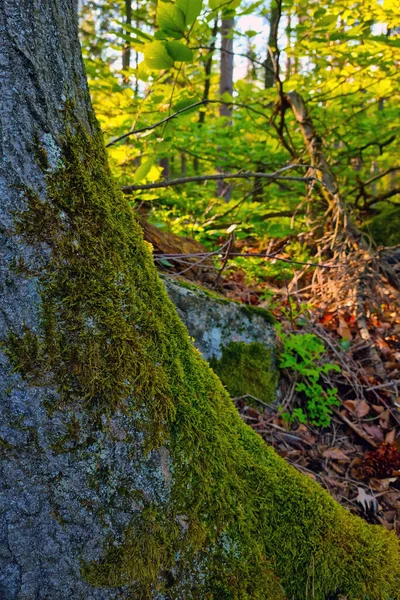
[217,18,234,199]
[219,18,234,120]
[264,4,279,89]
[0,3,167,598]
[122,0,132,73]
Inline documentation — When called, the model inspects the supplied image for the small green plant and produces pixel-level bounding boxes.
[278,329,341,427]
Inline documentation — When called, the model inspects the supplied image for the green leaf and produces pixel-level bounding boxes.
[157,2,186,39]
[114,21,153,40]
[244,29,258,38]
[317,14,338,27]
[220,91,233,103]
[144,41,174,70]
[176,0,203,25]
[173,97,200,112]
[112,31,145,45]
[165,41,194,62]
[209,0,241,9]
[158,258,174,267]
[134,157,155,182]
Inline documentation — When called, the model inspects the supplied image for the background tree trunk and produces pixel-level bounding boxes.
[264,2,279,89]
[122,0,132,74]
[219,18,234,120]
[0,2,399,599]
[217,17,234,199]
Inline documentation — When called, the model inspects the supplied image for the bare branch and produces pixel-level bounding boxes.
[191,45,274,71]
[348,166,400,195]
[153,249,341,269]
[121,171,315,193]
[106,99,270,147]
[364,188,400,208]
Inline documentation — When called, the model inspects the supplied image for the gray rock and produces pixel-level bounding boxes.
[163,276,276,361]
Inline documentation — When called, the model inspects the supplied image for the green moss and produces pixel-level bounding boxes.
[210,342,277,404]
[166,276,232,304]
[167,276,275,323]
[3,104,400,599]
[240,302,275,324]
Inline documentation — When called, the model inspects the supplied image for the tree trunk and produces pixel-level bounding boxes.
[217,18,234,199]
[0,3,399,599]
[219,18,234,120]
[194,18,218,173]
[264,2,279,89]
[122,0,132,74]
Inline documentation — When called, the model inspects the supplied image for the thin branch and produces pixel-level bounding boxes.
[153,250,340,269]
[106,99,269,147]
[107,100,207,147]
[191,45,274,71]
[347,166,400,195]
[363,187,400,208]
[121,171,315,193]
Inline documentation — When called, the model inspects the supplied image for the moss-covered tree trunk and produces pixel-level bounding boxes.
[0,2,399,599]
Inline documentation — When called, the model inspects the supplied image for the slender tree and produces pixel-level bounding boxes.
[0,2,399,599]
[217,16,234,199]
[122,0,132,74]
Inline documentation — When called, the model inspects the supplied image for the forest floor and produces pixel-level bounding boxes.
[145,220,400,537]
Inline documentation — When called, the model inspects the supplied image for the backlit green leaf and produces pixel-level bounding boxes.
[176,0,203,25]
[165,41,194,62]
[144,41,174,70]
[157,2,186,38]
[134,156,155,183]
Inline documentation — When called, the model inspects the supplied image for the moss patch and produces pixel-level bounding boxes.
[164,276,275,323]
[3,105,400,599]
[210,341,277,404]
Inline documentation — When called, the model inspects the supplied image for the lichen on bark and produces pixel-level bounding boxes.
[2,101,399,599]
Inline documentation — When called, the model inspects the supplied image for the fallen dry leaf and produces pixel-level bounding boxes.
[343,400,357,413]
[377,516,394,531]
[338,317,352,341]
[355,399,370,418]
[363,425,385,443]
[379,410,390,430]
[385,491,400,509]
[376,337,393,358]
[323,448,350,461]
[385,429,397,444]
[369,477,398,492]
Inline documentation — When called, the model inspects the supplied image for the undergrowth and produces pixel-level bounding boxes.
[278,328,341,427]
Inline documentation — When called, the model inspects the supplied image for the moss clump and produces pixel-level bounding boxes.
[4,105,400,599]
[210,341,277,404]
